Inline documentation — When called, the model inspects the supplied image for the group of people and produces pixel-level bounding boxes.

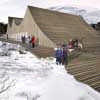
[55,44,68,65]
[55,39,80,65]
[68,39,79,49]
[21,35,36,48]
[21,35,80,65]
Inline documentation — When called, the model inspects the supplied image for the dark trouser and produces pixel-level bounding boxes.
[56,57,62,65]
[62,55,68,65]
[32,43,35,48]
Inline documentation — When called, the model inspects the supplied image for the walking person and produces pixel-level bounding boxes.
[31,35,36,48]
[21,35,26,44]
[27,35,31,48]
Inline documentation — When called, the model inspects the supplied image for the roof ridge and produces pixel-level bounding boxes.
[8,16,23,19]
[28,6,79,17]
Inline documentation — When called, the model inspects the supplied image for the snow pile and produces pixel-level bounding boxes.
[0,41,100,100]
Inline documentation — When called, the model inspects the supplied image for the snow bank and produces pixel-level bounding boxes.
[0,41,100,100]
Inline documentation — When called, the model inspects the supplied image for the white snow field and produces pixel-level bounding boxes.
[0,41,100,100]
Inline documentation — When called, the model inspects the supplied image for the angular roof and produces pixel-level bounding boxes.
[28,6,99,47]
[8,17,23,27]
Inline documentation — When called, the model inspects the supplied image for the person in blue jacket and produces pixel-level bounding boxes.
[55,47,63,65]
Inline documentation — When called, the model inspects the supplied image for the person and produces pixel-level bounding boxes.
[21,36,23,43]
[68,39,73,49]
[74,39,78,48]
[23,36,26,43]
[31,35,36,48]
[7,34,8,40]
[26,35,31,48]
[55,47,63,65]
[21,35,26,44]
[62,44,68,65]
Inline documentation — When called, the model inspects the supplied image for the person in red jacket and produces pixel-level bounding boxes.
[31,36,36,48]
[68,39,73,49]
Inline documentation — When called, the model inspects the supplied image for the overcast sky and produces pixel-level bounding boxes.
[1,0,100,23]
[29,0,100,9]
[0,0,27,23]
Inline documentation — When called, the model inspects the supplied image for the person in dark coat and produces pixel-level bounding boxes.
[21,35,26,44]
[7,34,8,40]
[62,44,68,65]
[74,39,78,48]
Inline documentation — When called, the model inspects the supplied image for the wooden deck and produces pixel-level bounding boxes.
[67,55,100,92]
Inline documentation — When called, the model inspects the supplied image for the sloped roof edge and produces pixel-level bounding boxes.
[28,6,79,18]
[8,16,23,27]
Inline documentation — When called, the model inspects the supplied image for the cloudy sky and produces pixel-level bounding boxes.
[29,0,100,9]
[1,0,100,23]
[0,0,27,23]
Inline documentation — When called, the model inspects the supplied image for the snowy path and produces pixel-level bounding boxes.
[0,41,100,100]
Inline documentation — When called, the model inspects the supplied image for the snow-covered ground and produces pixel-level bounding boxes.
[0,41,100,100]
